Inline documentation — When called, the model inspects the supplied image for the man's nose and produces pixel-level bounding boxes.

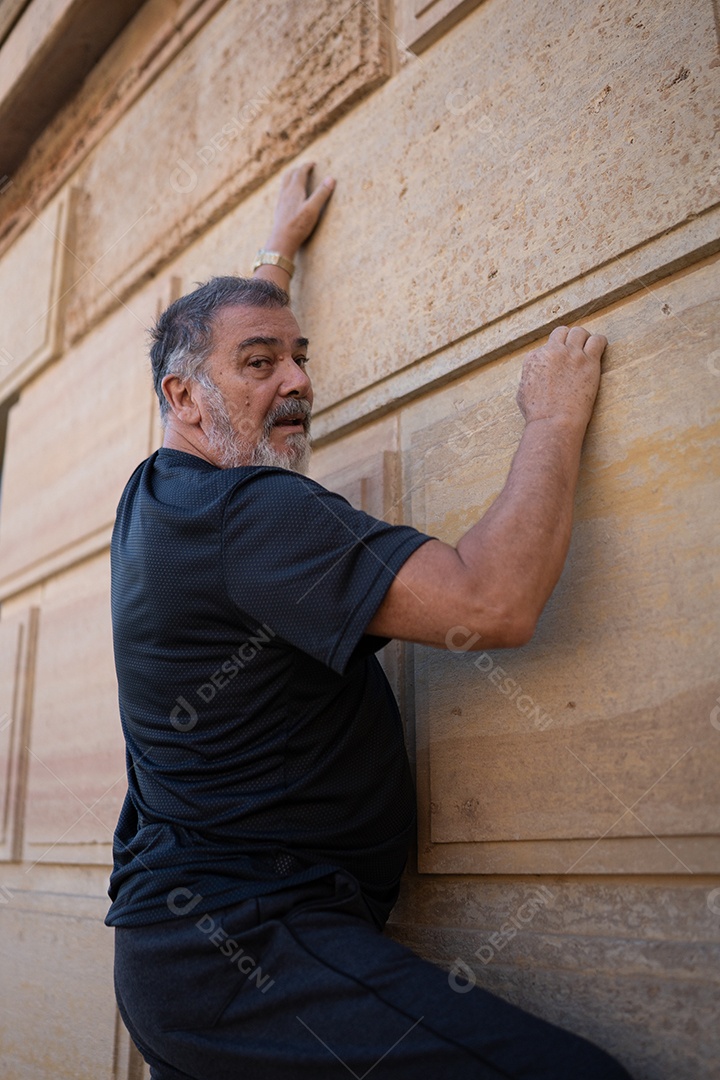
[280,357,312,398]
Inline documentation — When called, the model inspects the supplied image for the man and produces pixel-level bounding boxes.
[109,164,632,1079]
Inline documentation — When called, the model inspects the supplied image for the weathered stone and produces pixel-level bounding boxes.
[386,876,720,1080]
[0,286,156,585]
[0,0,146,176]
[0,607,37,860]
[0,190,72,401]
[403,256,720,870]
[0,885,118,1079]
[396,0,485,55]
[22,552,125,865]
[0,1,716,1076]
[295,0,720,416]
[61,0,391,345]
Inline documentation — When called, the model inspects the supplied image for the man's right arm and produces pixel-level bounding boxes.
[366,325,607,650]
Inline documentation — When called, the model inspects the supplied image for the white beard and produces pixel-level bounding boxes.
[202,380,312,475]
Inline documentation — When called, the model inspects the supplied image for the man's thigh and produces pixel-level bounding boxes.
[114,874,632,1080]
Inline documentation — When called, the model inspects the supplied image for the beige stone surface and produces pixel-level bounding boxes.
[127,0,720,439]
[292,0,720,416]
[0,0,716,1075]
[62,0,391,344]
[0,606,37,859]
[0,882,118,1079]
[23,552,125,865]
[387,876,720,1080]
[0,0,229,262]
[401,256,720,869]
[0,0,146,175]
[0,0,32,47]
[396,0,485,54]
[0,190,71,401]
[0,285,156,585]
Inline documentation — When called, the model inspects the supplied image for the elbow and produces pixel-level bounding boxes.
[488,610,536,649]
[503,614,536,648]
[462,598,539,650]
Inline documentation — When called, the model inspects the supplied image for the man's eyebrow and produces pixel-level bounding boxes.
[235,336,280,353]
[235,336,309,353]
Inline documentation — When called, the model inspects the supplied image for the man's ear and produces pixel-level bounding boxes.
[162,374,202,425]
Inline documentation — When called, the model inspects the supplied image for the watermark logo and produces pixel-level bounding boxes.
[707,888,720,916]
[444,632,554,730]
[166,888,275,992]
[446,625,481,653]
[449,886,555,991]
[170,696,198,733]
[711,696,720,732]
[166,887,203,915]
[473,652,554,730]
[706,350,720,378]
[169,624,276,730]
[169,87,275,194]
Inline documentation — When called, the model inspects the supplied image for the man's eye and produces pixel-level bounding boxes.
[248,357,271,368]
[295,356,309,366]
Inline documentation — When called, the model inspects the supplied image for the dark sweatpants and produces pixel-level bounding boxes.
[114,871,632,1080]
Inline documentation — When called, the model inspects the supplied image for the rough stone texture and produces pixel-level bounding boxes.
[0,0,146,175]
[0,191,70,398]
[0,879,118,1079]
[386,877,720,1080]
[0,0,717,1076]
[291,0,720,416]
[88,0,719,436]
[396,0,486,55]
[22,552,124,866]
[0,285,156,585]
[401,256,720,873]
[60,0,391,344]
[0,606,36,860]
[0,0,229,252]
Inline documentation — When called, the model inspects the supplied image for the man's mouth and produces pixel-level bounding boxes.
[274,415,306,430]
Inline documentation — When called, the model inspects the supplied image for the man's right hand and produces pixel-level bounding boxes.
[366,324,610,651]
[517,325,607,432]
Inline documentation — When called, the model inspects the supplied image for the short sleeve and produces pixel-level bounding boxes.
[222,469,433,674]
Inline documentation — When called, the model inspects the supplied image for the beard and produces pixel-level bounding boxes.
[201,379,312,474]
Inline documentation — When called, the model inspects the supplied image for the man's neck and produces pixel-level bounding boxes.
[162,424,216,465]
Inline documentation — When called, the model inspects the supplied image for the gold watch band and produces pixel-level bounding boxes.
[252,250,295,278]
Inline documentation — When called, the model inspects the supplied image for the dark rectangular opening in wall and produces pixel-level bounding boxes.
[0,392,19,522]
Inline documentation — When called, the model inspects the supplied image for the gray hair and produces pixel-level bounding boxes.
[149,275,289,424]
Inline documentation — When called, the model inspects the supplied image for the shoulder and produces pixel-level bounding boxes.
[223,467,347,515]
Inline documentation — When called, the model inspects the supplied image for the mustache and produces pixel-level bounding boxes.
[264,398,312,434]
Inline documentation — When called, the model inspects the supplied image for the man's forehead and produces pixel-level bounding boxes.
[213,303,303,341]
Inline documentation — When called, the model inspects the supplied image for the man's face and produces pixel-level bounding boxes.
[197,304,313,473]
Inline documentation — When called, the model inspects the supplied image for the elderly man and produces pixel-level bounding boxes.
[108,165,631,1079]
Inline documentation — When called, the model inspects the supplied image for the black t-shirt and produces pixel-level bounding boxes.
[106,449,433,927]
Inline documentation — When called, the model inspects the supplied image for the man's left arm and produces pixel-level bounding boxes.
[253,163,335,290]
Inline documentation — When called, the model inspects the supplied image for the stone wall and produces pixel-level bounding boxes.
[0,0,718,1076]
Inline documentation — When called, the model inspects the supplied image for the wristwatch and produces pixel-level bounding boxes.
[252,250,295,278]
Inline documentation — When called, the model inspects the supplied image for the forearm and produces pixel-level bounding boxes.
[457,416,587,637]
[253,263,293,291]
